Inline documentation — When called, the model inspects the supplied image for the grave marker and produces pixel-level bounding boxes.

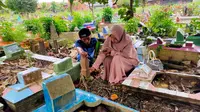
[80,56,90,77]
[3,43,24,60]
[53,57,73,75]
[175,28,185,45]
[43,74,76,112]
[17,67,42,85]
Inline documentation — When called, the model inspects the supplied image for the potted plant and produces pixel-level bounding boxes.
[102,7,113,23]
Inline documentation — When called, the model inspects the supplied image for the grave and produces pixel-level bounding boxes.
[2,43,24,60]
[149,37,200,64]
[2,67,52,112]
[186,35,200,46]
[83,21,96,31]
[31,53,81,81]
[123,65,200,106]
[34,73,138,112]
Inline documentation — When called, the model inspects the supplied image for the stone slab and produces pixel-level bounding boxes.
[53,57,73,75]
[17,67,42,85]
[66,62,81,81]
[43,74,76,112]
[3,43,24,60]
[6,90,44,112]
[31,53,61,63]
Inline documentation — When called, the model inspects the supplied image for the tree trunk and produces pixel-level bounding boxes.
[69,0,73,15]
[130,0,134,17]
[89,3,95,20]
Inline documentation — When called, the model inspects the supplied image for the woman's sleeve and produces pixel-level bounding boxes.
[92,52,106,69]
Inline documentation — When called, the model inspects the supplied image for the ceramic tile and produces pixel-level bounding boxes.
[3,88,33,103]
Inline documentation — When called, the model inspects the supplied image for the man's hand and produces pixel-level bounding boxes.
[80,51,88,57]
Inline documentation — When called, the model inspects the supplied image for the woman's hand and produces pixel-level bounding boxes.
[102,48,111,56]
[89,67,96,73]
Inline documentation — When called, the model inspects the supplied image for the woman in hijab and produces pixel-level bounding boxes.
[90,25,139,84]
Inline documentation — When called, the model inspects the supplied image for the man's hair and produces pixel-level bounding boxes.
[78,28,91,38]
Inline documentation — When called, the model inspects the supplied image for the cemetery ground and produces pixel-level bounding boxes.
[0,1,200,112]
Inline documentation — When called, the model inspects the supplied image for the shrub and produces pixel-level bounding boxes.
[147,10,176,37]
[72,12,84,29]
[53,16,68,34]
[40,17,53,40]
[125,18,139,35]
[102,7,113,23]
[0,22,27,42]
[24,19,44,35]
[83,14,92,23]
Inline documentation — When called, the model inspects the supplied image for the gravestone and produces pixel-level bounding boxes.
[3,43,24,60]
[43,74,76,112]
[50,22,59,40]
[53,57,73,75]
[2,67,51,112]
[175,28,185,45]
[17,67,42,85]
[80,56,90,77]
[131,64,156,82]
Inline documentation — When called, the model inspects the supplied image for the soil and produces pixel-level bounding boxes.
[0,57,54,94]
[75,104,120,112]
[47,47,78,62]
[78,78,200,112]
[152,73,200,94]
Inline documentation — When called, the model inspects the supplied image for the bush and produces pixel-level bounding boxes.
[125,18,139,35]
[102,7,113,23]
[0,22,27,42]
[53,16,68,34]
[83,14,92,23]
[147,10,176,37]
[72,12,84,29]
[24,19,44,35]
[40,17,53,40]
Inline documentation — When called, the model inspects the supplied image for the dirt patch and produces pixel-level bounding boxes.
[75,104,120,112]
[152,73,200,94]
[47,47,78,62]
[78,78,200,112]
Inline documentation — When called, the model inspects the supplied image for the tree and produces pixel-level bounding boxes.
[0,0,7,10]
[80,0,108,19]
[50,1,57,13]
[6,0,37,14]
[118,0,139,21]
[141,0,147,12]
[69,0,73,15]
[41,2,47,11]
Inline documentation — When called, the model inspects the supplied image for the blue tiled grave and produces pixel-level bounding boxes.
[33,73,138,112]
[2,67,52,112]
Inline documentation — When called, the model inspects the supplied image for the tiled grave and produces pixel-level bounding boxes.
[34,73,138,112]
[123,64,200,106]
[149,37,200,64]
[31,52,81,81]
[3,43,24,60]
[2,67,52,112]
